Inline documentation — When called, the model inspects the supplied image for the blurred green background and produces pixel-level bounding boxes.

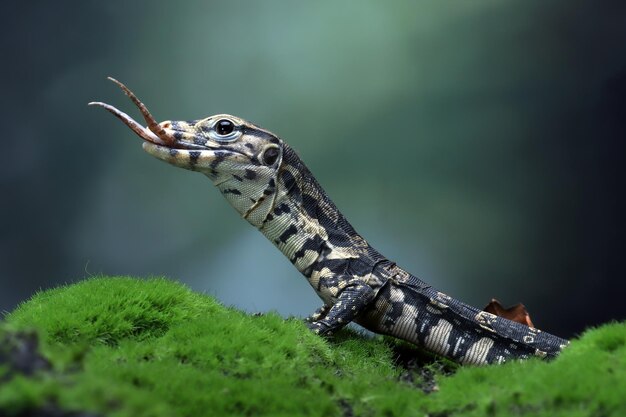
[2,1,625,337]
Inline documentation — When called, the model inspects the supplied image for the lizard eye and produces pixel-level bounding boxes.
[210,119,240,142]
[215,119,234,136]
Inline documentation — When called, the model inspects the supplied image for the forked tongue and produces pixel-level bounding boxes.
[88,77,175,146]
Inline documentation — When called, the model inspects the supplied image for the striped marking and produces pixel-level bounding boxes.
[424,318,453,356]
[462,337,495,365]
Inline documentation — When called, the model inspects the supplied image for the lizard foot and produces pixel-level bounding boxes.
[305,321,332,336]
[305,305,331,323]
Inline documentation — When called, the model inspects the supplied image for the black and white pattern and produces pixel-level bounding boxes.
[93,80,569,365]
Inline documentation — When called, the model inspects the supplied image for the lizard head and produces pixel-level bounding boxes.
[89,78,284,226]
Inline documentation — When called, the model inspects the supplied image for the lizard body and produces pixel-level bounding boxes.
[91,78,568,365]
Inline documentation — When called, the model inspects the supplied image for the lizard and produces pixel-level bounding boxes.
[90,77,569,365]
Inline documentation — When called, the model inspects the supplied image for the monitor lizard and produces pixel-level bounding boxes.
[90,78,569,365]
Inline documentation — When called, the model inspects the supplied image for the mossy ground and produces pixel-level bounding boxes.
[1,277,624,417]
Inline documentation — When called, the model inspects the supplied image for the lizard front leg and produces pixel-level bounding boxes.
[305,305,331,323]
[306,279,375,335]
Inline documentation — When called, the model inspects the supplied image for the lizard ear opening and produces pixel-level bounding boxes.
[261,145,280,166]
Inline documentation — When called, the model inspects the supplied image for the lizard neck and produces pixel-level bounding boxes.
[258,144,383,275]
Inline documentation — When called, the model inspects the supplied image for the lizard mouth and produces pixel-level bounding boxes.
[88,77,207,151]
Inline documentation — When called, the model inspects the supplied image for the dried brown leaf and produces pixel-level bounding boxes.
[483,298,535,328]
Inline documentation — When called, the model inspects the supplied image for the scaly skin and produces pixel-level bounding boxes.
[90,78,569,365]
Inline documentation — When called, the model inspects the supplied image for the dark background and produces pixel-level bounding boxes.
[2,1,625,338]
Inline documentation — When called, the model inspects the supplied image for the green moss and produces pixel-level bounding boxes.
[1,276,624,417]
